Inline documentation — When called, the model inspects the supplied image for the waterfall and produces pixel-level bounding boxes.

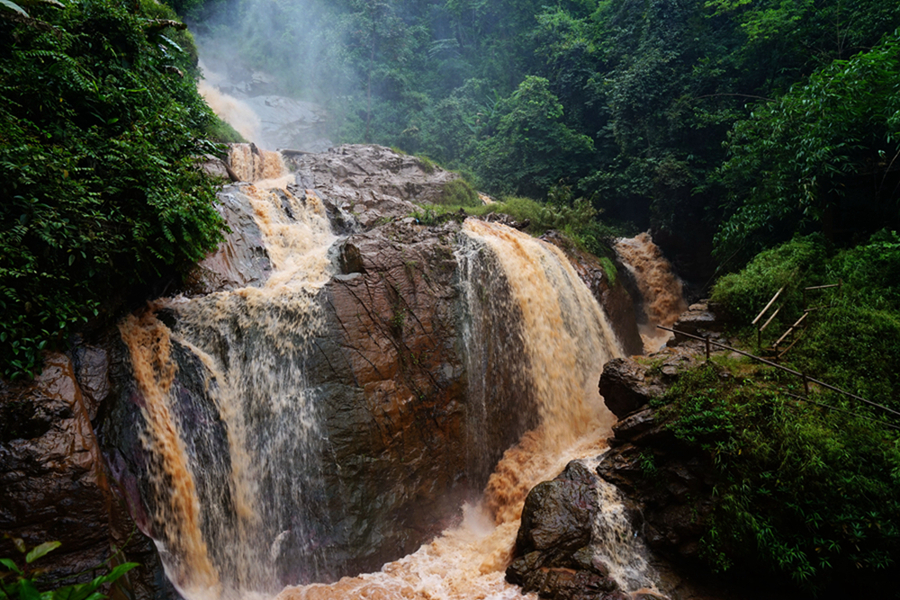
[118,173,658,599]
[120,170,339,598]
[460,220,622,524]
[615,232,687,353]
[275,220,653,600]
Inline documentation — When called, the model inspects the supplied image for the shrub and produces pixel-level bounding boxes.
[438,178,480,207]
[0,0,225,379]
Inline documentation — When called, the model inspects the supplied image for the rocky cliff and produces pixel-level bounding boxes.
[1,144,644,595]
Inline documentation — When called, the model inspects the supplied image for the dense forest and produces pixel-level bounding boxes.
[2,0,900,595]
[187,0,900,270]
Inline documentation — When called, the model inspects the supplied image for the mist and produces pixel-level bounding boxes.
[190,0,353,151]
[186,0,503,153]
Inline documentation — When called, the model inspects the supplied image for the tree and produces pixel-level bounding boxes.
[715,30,900,260]
[473,76,594,198]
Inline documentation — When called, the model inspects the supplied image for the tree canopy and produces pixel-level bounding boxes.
[190,0,899,271]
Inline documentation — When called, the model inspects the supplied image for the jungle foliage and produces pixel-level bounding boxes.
[680,233,900,592]
[189,0,900,256]
[0,0,228,379]
[661,361,900,594]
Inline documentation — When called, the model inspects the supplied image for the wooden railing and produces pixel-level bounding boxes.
[751,281,842,358]
[657,324,900,426]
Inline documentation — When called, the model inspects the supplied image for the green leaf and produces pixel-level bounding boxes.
[19,580,41,600]
[0,0,29,16]
[94,563,138,585]
[0,558,23,574]
[26,541,61,564]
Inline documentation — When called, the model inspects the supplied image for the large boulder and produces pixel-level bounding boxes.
[288,144,463,228]
[507,462,625,600]
[598,359,659,419]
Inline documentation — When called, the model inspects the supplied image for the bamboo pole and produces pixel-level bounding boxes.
[752,286,785,325]
[774,312,808,348]
[656,325,900,419]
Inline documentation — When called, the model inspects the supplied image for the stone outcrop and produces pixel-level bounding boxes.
[598,359,663,419]
[669,302,725,346]
[596,355,715,563]
[287,144,462,228]
[507,462,628,600]
[182,186,272,294]
[313,220,474,574]
[0,351,175,600]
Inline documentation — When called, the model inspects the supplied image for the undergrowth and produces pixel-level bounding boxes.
[667,232,900,594]
[661,362,900,593]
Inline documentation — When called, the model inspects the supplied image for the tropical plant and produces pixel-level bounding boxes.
[0,0,226,379]
[715,30,900,259]
[0,539,137,600]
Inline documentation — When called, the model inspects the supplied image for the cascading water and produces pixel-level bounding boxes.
[615,233,687,353]
[119,156,340,598]
[274,220,656,600]
[118,159,661,600]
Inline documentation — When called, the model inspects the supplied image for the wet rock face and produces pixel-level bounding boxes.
[670,302,725,346]
[288,144,462,228]
[0,352,173,600]
[508,462,625,600]
[598,359,664,420]
[183,187,273,294]
[595,358,715,562]
[311,220,474,573]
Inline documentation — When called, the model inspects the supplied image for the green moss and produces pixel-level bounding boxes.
[439,178,480,207]
[599,256,617,287]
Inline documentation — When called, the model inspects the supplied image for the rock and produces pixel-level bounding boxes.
[243,95,332,152]
[670,301,724,345]
[509,462,623,600]
[0,352,174,600]
[598,359,663,419]
[183,187,272,294]
[517,462,600,556]
[597,409,717,563]
[631,592,670,600]
[612,408,661,443]
[288,144,462,228]
[313,220,475,574]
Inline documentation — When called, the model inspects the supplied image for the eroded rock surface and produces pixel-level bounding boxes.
[183,187,272,294]
[507,462,627,600]
[288,144,461,228]
[596,357,714,562]
[0,352,174,600]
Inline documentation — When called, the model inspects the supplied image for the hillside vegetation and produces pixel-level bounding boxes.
[0,0,238,379]
[655,233,900,594]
